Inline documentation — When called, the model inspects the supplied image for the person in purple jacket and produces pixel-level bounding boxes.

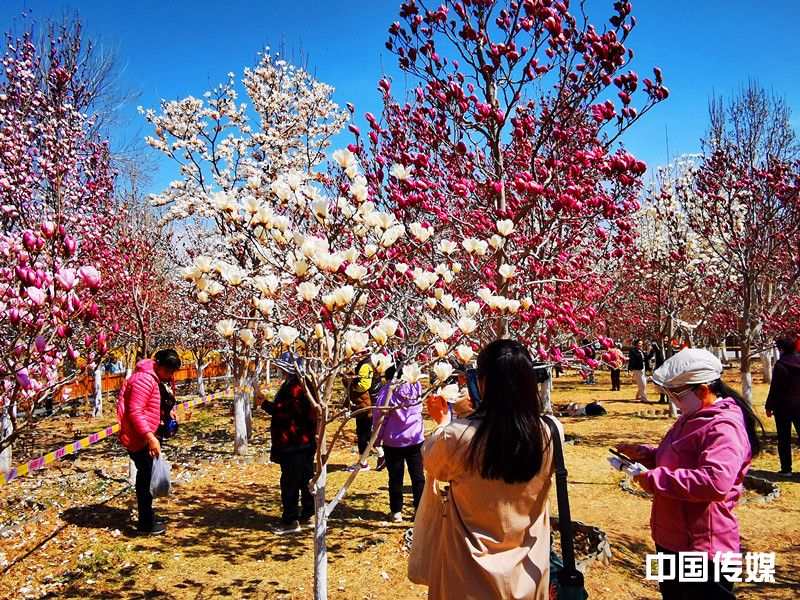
[617,348,763,600]
[372,361,425,523]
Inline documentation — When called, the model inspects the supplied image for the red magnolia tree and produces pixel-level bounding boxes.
[0,22,118,467]
[688,148,800,400]
[356,0,668,357]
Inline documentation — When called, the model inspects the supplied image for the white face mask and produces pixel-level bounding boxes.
[674,389,703,415]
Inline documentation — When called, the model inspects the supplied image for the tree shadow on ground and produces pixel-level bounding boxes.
[747,468,797,483]
[60,504,130,529]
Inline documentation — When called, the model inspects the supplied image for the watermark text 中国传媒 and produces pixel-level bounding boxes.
[645,552,776,583]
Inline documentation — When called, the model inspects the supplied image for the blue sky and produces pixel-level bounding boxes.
[2,1,799,194]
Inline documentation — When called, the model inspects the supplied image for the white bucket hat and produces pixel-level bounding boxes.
[652,348,723,389]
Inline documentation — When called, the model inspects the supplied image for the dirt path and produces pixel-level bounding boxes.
[1,373,797,599]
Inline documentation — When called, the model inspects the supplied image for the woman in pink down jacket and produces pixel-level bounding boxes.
[117,349,182,535]
[617,348,763,600]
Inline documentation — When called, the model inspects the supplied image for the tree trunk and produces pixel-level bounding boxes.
[740,338,753,404]
[0,406,12,472]
[760,349,774,384]
[92,365,104,418]
[196,361,206,396]
[313,464,328,600]
[266,360,271,387]
[539,368,553,414]
[233,376,250,455]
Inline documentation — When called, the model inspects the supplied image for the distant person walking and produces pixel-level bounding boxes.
[629,339,649,402]
[765,335,800,476]
[649,341,667,403]
[117,349,182,535]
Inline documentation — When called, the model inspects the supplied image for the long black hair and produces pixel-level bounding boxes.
[708,379,764,457]
[465,339,546,484]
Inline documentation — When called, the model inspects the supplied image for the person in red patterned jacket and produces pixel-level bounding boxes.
[117,349,181,535]
[255,351,318,535]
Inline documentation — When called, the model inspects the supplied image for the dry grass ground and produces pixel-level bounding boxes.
[1,370,798,599]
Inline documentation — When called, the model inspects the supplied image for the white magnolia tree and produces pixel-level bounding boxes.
[144,51,521,599]
[142,48,348,453]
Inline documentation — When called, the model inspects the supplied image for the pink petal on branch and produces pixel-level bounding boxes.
[78,265,101,289]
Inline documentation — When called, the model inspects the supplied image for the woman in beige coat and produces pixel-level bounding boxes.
[422,339,561,600]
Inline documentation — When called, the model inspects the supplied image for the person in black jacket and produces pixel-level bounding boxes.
[765,335,800,476]
[628,339,649,402]
[255,351,318,534]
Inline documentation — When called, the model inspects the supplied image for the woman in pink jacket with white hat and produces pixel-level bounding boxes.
[617,348,763,600]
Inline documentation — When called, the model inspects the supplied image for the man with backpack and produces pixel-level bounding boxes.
[344,350,385,471]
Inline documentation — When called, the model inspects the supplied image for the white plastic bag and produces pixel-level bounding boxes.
[149,453,172,498]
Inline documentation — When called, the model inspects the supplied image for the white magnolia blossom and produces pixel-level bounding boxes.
[455,344,475,364]
[207,281,225,296]
[462,237,489,256]
[457,316,478,335]
[332,148,357,170]
[434,362,454,383]
[293,259,311,277]
[221,264,245,286]
[372,353,393,375]
[216,320,236,338]
[297,281,319,302]
[389,163,413,180]
[395,263,409,274]
[408,222,433,243]
[255,297,275,315]
[521,296,533,310]
[434,341,449,358]
[437,383,461,402]
[254,275,279,296]
[496,219,514,236]
[370,326,388,345]
[477,287,493,303]
[498,264,516,280]
[488,234,505,250]
[438,239,457,255]
[345,263,368,281]
[332,285,355,307]
[239,328,255,347]
[195,256,214,273]
[401,362,423,384]
[377,318,398,336]
[380,224,405,247]
[463,301,481,317]
[344,330,369,354]
[278,326,300,346]
[411,268,438,291]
